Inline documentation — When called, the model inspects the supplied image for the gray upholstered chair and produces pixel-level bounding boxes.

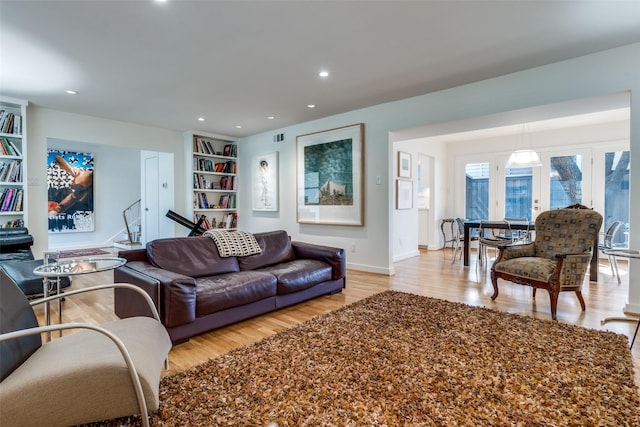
[0,280,172,427]
[490,208,603,320]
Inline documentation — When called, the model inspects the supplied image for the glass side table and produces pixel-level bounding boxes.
[33,256,126,340]
[600,249,640,349]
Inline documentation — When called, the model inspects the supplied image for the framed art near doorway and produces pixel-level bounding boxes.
[398,151,411,178]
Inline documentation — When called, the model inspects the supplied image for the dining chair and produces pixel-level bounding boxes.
[598,220,625,284]
[452,218,478,264]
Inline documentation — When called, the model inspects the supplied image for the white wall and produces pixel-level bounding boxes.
[46,137,140,250]
[238,42,640,313]
[26,107,184,256]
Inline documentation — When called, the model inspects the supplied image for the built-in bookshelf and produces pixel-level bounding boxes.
[0,97,28,228]
[184,131,237,231]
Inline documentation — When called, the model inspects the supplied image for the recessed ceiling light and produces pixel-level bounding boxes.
[318,70,329,78]
[267,116,275,120]
[307,104,316,109]
[235,125,242,129]
[197,117,205,122]
[65,90,78,95]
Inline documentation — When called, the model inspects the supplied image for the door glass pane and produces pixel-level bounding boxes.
[465,162,488,220]
[604,150,630,246]
[549,155,582,209]
[505,166,532,220]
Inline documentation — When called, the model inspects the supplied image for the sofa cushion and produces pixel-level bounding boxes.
[259,259,333,295]
[195,271,277,317]
[147,237,239,278]
[203,230,262,257]
[238,230,296,271]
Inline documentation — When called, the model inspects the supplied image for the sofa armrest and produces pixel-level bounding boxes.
[291,241,346,281]
[117,248,148,262]
[114,262,197,328]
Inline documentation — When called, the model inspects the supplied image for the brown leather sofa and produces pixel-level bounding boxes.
[114,230,346,343]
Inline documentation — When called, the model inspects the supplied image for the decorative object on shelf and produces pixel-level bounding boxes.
[296,123,364,226]
[46,150,94,233]
[396,179,413,210]
[252,151,278,211]
[398,151,411,178]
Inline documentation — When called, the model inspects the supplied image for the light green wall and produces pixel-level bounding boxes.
[238,42,640,312]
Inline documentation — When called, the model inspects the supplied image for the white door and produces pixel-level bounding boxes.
[142,152,160,243]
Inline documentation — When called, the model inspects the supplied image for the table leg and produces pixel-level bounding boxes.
[463,224,470,266]
[56,277,62,337]
[43,277,51,342]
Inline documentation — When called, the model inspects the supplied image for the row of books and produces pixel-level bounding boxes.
[194,158,236,174]
[0,160,22,183]
[194,192,237,209]
[0,188,24,212]
[0,137,22,157]
[0,111,22,135]
[193,174,236,190]
[194,137,237,158]
[194,213,237,230]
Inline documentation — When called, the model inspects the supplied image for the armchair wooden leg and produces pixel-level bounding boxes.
[490,271,499,300]
[549,290,559,320]
[575,291,586,311]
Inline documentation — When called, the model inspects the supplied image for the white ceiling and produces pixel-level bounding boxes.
[1,0,639,139]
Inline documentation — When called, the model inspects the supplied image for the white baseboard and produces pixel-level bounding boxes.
[346,262,393,276]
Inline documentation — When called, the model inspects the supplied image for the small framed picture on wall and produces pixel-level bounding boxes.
[398,151,411,178]
[396,179,413,210]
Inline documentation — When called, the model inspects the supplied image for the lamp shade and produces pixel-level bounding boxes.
[506,149,542,167]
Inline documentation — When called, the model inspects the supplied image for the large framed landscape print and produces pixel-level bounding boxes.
[47,150,95,233]
[296,123,364,226]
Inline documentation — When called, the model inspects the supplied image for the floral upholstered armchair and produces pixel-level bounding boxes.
[490,208,603,320]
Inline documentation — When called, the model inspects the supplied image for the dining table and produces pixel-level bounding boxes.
[462,219,599,281]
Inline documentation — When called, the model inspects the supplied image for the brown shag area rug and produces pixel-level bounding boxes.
[97,291,640,426]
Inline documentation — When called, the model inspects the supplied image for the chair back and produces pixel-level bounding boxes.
[533,209,603,260]
[0,280,42,381]
[454,218,465,238]
[602,221,624,249]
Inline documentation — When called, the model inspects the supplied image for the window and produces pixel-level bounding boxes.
[604,150,629,246]
[504,166,533,220]
[549,154,583,209]
[465,162,489,220]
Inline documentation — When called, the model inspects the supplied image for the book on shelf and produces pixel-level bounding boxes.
[224,212,237,229]
[0,188,23,212]
[0,138,21,156]
[0,111,21,135]
[0,160,22,182]
[194,213,212,230]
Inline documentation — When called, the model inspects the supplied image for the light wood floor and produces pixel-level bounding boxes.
[35,248,640,385]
